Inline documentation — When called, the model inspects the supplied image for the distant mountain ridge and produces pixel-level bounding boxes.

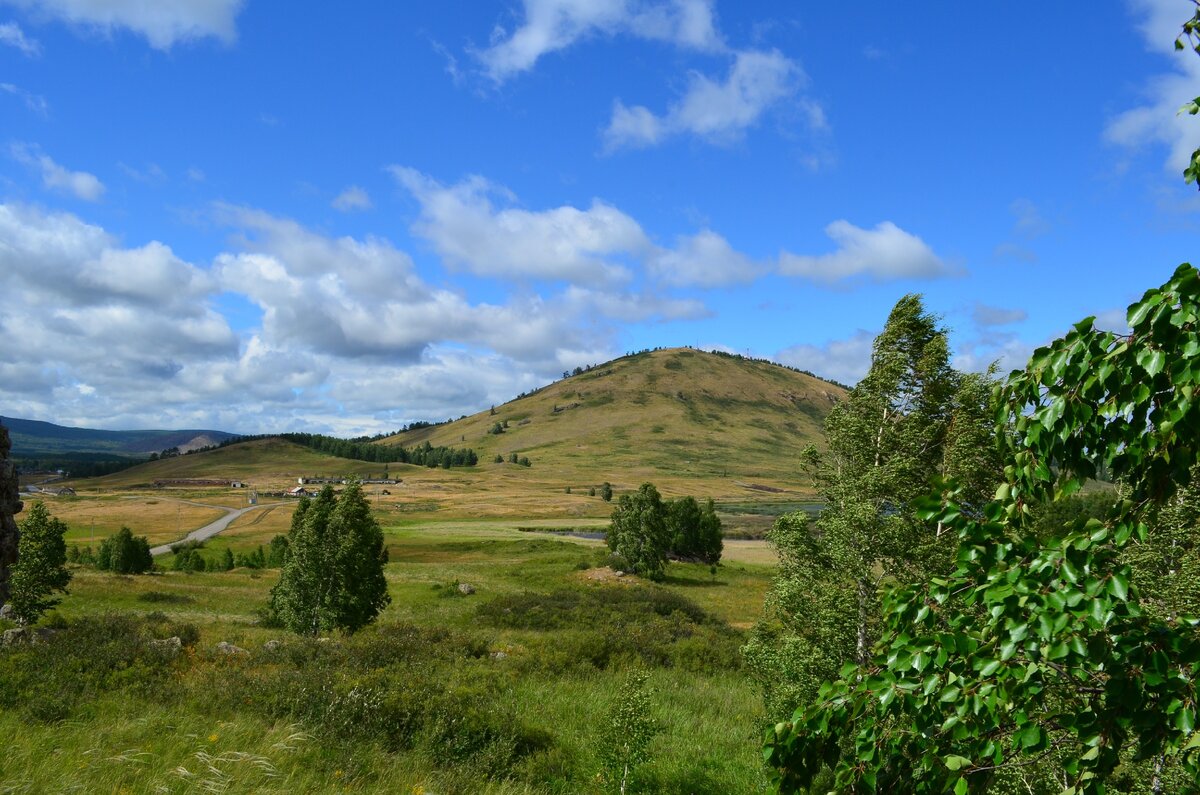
[1,416,238,460]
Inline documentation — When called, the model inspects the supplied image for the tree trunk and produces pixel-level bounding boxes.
[856,576,871,666]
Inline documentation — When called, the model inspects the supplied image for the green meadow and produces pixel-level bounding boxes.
[0,512,778,794]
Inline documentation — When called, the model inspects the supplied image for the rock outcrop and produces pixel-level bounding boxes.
[0,424,22,606]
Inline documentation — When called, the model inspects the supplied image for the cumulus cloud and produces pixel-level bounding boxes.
[2,0,244,49]
[477,0,722,82]
[0,201,639,433]
[604,48,804,149]
[1105,0,1200,175]
[0,20,39,54]
[648,229,762,287]
[391,166,651,284]
[973,303,1028,327]
[332,185,372,212]
[775,330,875,386]
[779,220,952,285]
[0,202,238,425]
[11,143,105,201]
[392,166,763,289]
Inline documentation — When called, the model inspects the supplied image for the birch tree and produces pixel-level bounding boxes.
[745,295,999,717]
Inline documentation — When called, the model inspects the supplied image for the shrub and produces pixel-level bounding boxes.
[96,527,153,574]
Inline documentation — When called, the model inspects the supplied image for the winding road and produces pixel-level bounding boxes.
[146,499,285,556]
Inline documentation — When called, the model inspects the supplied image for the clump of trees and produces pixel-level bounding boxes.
[268,481,390,635]
[7,502,71,625]
[96,527,154,574]
[765,266,1200,791]
[607,483,723,580]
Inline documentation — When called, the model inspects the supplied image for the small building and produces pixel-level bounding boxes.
[287,486,310,498]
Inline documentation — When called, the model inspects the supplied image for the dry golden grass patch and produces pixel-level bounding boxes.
[34,496,228,545]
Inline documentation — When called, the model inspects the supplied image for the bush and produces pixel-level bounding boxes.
[96,527,153,574]
[476,587,741,674]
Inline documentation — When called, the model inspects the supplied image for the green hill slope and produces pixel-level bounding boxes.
[379,347,845,495]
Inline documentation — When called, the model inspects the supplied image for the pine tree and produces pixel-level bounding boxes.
[8,502,71,625]
[220,547,234,571]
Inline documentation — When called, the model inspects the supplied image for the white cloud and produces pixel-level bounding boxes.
[604,49,804,149]
[779,220,951,285]
[478,0,722,82]
[2,0,243,49]
[392,166,764,289]
[0,20,39,54]
[0,82,48,116]
[775,330,875,386]
[649,229,762,286]
[1105,0,1200,175]
[0,203,238,424]
[0,197,726,434]
[11,143,105,201]
[973,303,1028,327]
[954,335,1034,378]
[332,185,372,212]
[391,166,650,284]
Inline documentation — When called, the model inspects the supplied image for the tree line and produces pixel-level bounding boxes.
[220,433,478,468]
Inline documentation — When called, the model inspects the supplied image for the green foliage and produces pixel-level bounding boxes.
[599,671,660,794]
[8,502,71,625]
[666,496,723,565]
[96,527,153,574]
[269,481,391,636]
[220,547,234,571]
[0,614,197,723]
[266,534,289,567]
[747,294,1000,720]
[475,585,742,673]
[601,482,613,502]
[608,483,670,581]
[765,264,1200,794]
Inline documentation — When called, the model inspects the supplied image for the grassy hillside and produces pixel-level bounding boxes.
[3,416,236,458]
[378,347,844,499]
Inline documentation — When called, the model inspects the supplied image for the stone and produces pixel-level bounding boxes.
[490,651,508,660]
[614,570,626,578]
[263,639,283,651]
[456,582,476,595]
[0,603,12,620]
[0,425,22,605]
[215,641,249,656]
[150,636,182,656]
[2,627,30,645]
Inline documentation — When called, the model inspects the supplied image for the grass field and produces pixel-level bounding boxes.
[26,494,229,546]
[1,500,782,794]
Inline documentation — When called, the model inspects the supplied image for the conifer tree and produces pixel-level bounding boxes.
[269,482,390,635]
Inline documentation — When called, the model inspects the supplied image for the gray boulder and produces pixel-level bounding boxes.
[150,636,182,656]
[215,641,249,656]
[457,582,476,595]
[263,639,283,651]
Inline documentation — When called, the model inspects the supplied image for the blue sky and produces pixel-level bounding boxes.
[0,0,1197,435]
